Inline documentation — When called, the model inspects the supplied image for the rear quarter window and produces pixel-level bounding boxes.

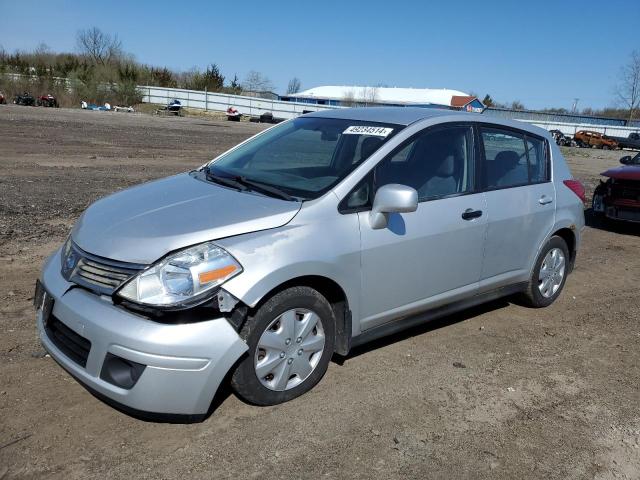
[526,136,547,183]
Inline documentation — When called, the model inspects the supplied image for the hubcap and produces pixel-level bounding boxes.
[254,308,325,391]
[538,248,566,298]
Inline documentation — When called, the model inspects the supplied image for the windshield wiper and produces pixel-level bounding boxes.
[205,171,248,191]
[205,167,297,201]
[233,176,296,201]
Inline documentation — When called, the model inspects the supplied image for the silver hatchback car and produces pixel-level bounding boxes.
[35,107,585,420]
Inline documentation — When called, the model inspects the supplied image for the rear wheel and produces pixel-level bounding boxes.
[521,236,570,308]
[231,286,335,405]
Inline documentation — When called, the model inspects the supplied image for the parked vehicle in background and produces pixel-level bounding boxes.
[249,111,284,124]
[608,132,640,151]
[35,108,585,419]
[81,101,112,111]
[155,99,182,116]
[0,92,6,104]
[226,106,241,121]
[36,94,59,108]
[574,130,618,149]
[592,152,640,223]
[113,105,135,113]
[549,129,575,147]
[14,92,35,106]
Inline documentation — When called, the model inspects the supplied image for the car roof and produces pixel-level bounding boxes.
[304,106,551,138]
[304,106,465,126]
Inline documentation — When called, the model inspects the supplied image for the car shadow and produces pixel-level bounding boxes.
[584,207,640,237]
[108,298,514,422]
[333,297,512,365]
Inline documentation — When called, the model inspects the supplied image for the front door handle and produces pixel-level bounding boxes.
[539,195,554,205]
[461,208,483,220]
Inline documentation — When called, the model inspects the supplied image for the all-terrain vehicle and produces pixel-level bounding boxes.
[14,92,35,106]
[36,94,59,108]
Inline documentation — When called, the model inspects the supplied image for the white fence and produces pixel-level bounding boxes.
[518,119,639,138]
[140,85,339,120]
[140,86,640,138]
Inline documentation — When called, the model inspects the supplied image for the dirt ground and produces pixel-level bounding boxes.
[0,105,638,480]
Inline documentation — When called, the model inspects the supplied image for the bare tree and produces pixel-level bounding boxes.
[361,86,379,106]
[286,77,302,94]
[342,88,357,107]
[76,27,122,65]
[242,70,274,93]
[615,50,640,122]
[34,42,51,56]
[510,100,525,111]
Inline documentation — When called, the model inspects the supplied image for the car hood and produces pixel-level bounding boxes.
[602,165,640,181]
[72,173,302,264]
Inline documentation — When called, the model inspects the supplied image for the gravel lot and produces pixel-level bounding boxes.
[0,105,638,480]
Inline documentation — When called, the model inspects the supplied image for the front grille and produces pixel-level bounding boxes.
[611,207,640,222]
[64,242,146,295]
[611,180,640,202]
[45,315,91,367]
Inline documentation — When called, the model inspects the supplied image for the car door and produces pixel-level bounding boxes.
[478,126,555,290]
[354,124,488,331]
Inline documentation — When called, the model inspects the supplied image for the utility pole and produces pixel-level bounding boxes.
[571,98,579,114]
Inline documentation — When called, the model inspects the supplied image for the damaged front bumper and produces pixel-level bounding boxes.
[36,249,248,419]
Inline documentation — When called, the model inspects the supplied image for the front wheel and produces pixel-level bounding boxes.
[520,236,570,308]
[231,286,335,405]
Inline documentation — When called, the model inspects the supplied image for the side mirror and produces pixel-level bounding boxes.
[369,184,418,229]
[620,156,632,165]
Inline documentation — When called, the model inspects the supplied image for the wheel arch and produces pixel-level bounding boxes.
[550,227,576,272]
[237,274,353,356]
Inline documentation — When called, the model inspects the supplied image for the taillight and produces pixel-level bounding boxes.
[563,179,586,203]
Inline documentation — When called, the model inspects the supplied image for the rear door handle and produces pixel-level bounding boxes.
[461,208,483,220]
[539,195,554,205]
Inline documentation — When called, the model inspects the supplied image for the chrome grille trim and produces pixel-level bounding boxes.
[64,242,147,296]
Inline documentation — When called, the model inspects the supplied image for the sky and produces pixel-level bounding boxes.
[1,0,638,110]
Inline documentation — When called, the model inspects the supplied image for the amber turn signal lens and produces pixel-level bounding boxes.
[198,265,237,284]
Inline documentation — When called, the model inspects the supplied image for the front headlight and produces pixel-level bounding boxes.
[117,242,242,308]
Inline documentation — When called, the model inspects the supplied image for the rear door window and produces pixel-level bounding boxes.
[480,127,548,189]
[481,128,529,188]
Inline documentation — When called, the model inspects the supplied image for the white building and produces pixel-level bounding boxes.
[280,85,483,111]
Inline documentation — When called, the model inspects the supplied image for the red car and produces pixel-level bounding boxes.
[592,153,640,223]
[0,92,6,104]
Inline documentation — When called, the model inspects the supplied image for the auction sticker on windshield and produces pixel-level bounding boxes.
[343,126,394,137]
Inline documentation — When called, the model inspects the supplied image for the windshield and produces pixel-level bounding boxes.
[206,117,402,199]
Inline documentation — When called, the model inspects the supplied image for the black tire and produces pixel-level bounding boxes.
[520,236,570,308]
[231,286,335,405]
